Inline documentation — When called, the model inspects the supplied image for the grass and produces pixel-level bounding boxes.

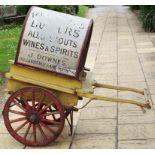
[77,5,89,17]
[0,23,22,73]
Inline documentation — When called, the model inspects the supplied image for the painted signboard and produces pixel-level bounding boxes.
[15,6,93,78]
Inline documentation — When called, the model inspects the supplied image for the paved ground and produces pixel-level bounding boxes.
[0,5,155,149]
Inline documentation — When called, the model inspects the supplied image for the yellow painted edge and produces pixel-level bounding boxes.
[8,61,82,89]
[6,73,75,94]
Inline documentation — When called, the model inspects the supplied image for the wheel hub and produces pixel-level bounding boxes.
[27,111,40,124]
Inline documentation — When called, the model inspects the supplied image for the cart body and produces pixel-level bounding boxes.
[6,61,82,107]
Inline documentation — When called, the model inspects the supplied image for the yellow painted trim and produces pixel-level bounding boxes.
[6,79,78,106]
[6,73,75,94]
[8,62,82,90]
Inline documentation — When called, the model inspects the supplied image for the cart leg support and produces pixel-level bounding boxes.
[65,107,78,136]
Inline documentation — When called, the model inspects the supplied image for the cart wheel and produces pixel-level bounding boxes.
[3,87,65,147]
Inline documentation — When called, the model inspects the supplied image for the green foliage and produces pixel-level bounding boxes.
[77,5,89,17]
[16,5,79,15]
[16,5,31,15]
[0,22,20,30]
[130,5,140,10]
[139,6,155,32]
[139,6,152,19]
[130,5,155,32]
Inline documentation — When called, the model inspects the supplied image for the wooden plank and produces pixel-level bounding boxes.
[6,79,78,106]
[9,62,82,90]
[6,73,75,94]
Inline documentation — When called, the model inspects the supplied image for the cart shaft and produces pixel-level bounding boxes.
[76,81,152,111]
[93,82,144,95]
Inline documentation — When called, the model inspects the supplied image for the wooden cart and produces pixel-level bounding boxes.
[3,60,152,147]
[2,6,152,147]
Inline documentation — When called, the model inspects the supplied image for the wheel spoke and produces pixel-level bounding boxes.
[9,109,26,116]
[39,103,53,114]
[40,122,56,135]
[32,90,35,109]
[51,115,56,121]
[13,99,26,112]
[37,94,46,110]
[24,123,31,139]
[32,124,37,143]
[41,118,62,126]
[20,96,31,110]
[48,107,57,120]
[15,97,26,107]
[41,111,59,117]
[37,124,48,140]
[10,117,27,123]
[15,121,29,132]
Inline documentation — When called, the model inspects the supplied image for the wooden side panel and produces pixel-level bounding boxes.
[6,79,78,107]
[9,63,82,89]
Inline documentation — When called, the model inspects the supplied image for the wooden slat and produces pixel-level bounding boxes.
[6,73,75,94]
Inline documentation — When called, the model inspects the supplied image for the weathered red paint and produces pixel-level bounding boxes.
[3,87,65,147]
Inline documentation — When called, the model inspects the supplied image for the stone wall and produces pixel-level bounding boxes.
[0,5,16,18]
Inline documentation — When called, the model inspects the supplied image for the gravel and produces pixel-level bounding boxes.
[0,75,9,118]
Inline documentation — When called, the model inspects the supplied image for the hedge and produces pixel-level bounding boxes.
[130,5,155,32]
[139,6,155,32]
[16,5,79,15]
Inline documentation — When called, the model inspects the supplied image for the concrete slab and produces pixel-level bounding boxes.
[71,133,116,149]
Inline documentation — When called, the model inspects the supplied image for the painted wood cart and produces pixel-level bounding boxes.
[2,7,152,147]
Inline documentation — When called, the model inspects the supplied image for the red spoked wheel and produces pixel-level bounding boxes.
[3,87,65,147]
